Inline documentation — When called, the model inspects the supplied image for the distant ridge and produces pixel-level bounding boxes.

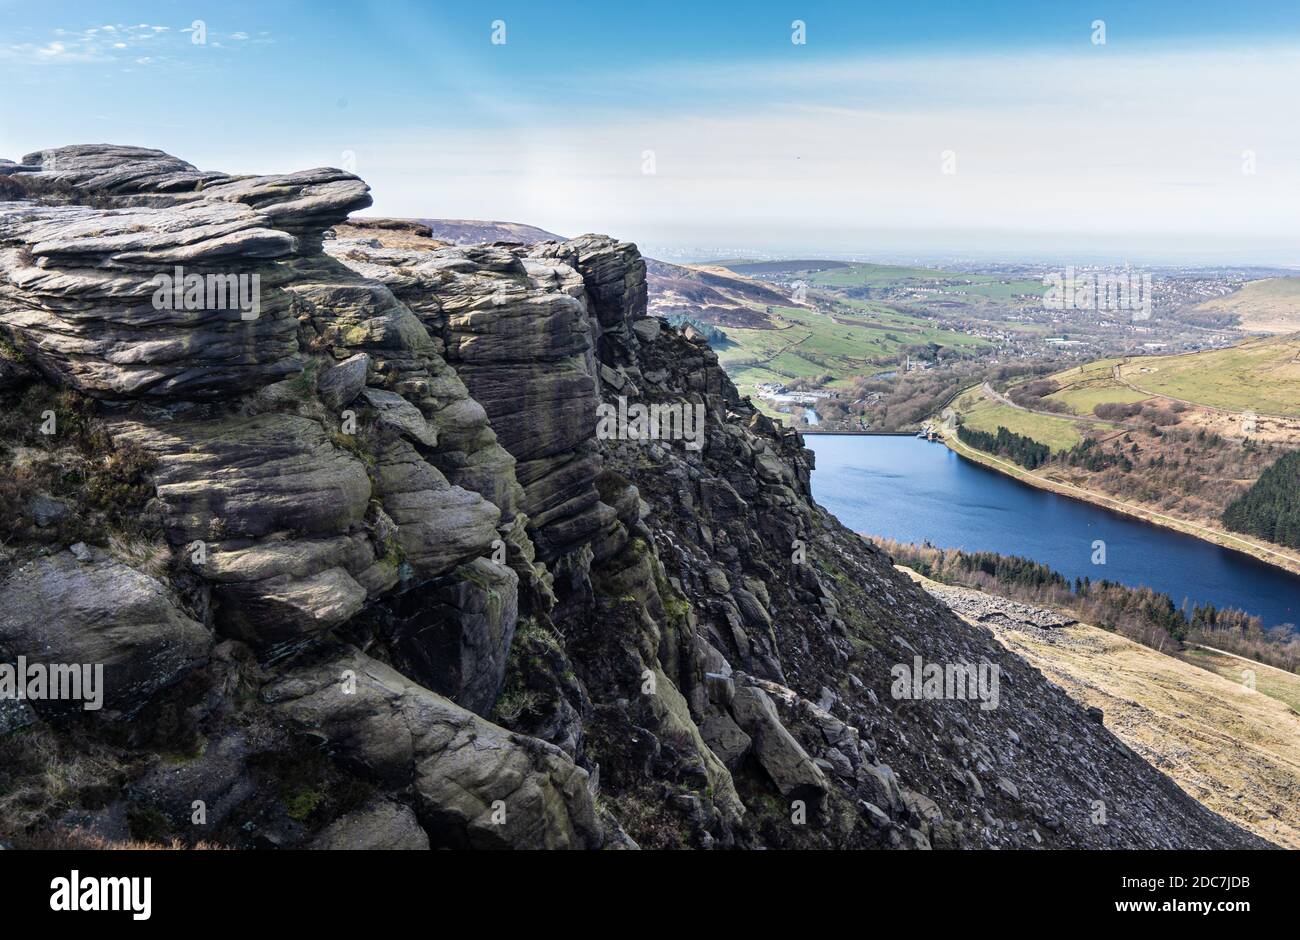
[715,259,852,275]
[411,218,563,245]
[407,219,798,329]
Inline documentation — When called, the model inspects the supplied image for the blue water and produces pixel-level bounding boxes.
[807,434,1300,629]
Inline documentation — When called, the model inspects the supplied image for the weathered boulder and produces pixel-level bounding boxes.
[316,352,370,410]
[262,649,602,849]
[361,388,438,448]
[0,551,210,714]
[729,683,829,807]
[214,565,368,647]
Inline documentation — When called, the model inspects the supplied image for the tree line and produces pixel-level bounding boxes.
[1223,449,1300,549]
[956,424,1051,469]
[876,538,1300,674]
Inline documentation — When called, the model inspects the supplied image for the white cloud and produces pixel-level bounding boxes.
[0,23,268,67]
[352,43,1300,261]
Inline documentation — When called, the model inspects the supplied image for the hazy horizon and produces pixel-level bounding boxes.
[4,0,1300,265]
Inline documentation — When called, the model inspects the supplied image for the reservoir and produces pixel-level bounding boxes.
[807,434,1300,629]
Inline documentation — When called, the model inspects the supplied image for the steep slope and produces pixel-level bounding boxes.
[902,569,1300,849]
[0,146,1269,850]
[644,258,793,330]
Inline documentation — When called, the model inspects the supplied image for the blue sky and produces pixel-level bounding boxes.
[3,1,1299,263]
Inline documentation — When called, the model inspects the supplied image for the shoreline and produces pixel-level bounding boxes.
[930,427,1300,581]
[808,425,1300,580]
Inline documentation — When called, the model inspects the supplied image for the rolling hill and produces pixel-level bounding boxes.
[1196,277,1300,334]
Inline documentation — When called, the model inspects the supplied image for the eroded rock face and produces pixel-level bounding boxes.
[387,557,520,717]
[285,255,522,516]
[0,202,301,399]
[371,437,502,579]
[112,413,373,543]
[325,236,614,564]
[0,145,372,400]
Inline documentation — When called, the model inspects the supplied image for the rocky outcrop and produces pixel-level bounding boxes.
[0,145,1272,852]
[0,146,371,400]
[918,579,1078,630]
[325,236,614,564]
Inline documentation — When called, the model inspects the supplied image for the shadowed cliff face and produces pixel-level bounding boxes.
[0,146,1270,850]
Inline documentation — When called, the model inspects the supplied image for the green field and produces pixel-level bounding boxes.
[954,389,1087,452]
[804,263,1044,305]
[1178,647,1300,714]
[1116,335,1300,416]
[1044,358,1151,414]
[717,304,986,393]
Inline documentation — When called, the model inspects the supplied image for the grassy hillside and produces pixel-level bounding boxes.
[1179,646,1300,714]
[719,305,983,392]
[1033,336,1300,426]
[1045,358,1150,413]
[1113,334,1300,416]
[940,342,1300,576]
[1196,276,1300,333]
[803,263,1044,306]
